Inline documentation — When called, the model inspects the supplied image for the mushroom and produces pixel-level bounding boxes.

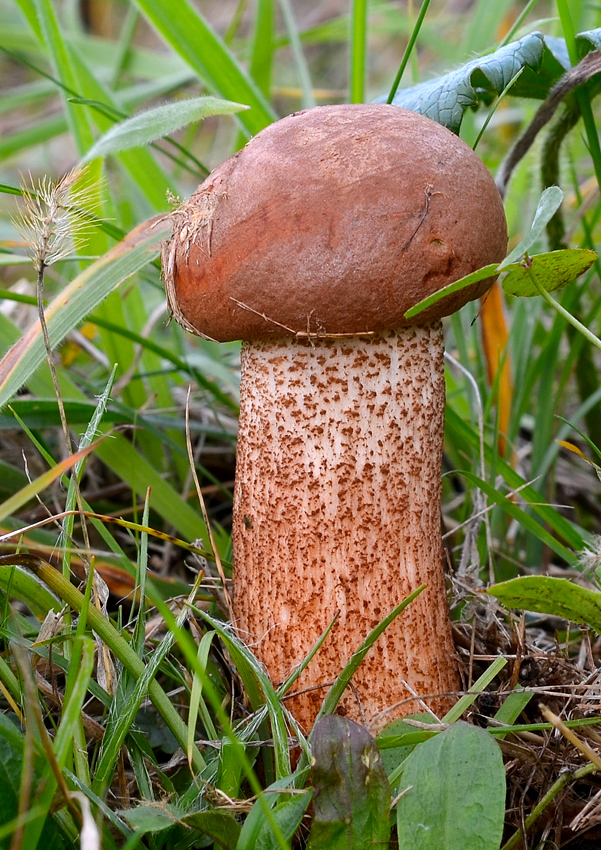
[163,104,507,731]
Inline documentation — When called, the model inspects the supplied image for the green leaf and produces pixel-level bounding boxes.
[0,564,61,619]
[377,714,438,779]
[182,810,241,850]
[404,186,566,320]
[501,249,597,297]
[119,803,179,833]
[307,715,391,850]
[500,186,564,268]
[459,470,577,565]
[403,263,500,320]
[488,575,601,634]
[81,96,249,162]
[253,793,311,850]
[445,406,585,552]
[315,586,425,723]
[387,28,601,133]
[131,0,276,135]
[197,610,291,781]
[396,722,505,850]
[0,715,22,839]
[386,32,551,132]
[235,772,312,850]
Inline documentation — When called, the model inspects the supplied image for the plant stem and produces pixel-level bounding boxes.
[350,0,367,103]
[526,267,601,353]
[386,0,432,103]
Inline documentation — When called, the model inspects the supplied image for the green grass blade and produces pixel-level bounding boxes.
[445,406,586,551]
[442,656,507,724]
[460,470,578,565]
[91,591,207,799]
[0,566,61,619]
[198,610,292,780]
[0,441,101,525]
[249,0,274,97]
[132,0,276,135]
[93,434,211,544]
[0,554,207,775]
[0,217,170,411]
[81,96,249,162]
[350,0,367,103]
[52,637,96,767]
[314,586,426,724]
[32,0,95,152]
[187,630,218,766]
[386,0,433,102]
[277,0,315,109]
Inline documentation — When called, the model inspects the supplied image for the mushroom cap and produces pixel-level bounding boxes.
[163,104,507,342]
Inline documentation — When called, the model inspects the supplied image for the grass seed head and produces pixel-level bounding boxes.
[13,166,101,271]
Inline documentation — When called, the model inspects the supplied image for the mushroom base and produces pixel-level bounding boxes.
[232,325,460,732]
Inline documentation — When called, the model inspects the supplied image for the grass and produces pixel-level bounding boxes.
[1,0,601,847]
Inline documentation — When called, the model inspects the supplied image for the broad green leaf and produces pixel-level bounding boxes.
[386,32,550,131]
[182,810,241,850]
[119,804,179,833]
[307,715,391,850]
[396,722,505,850]
[500,186,564,268]
[0,216,170,411]
[488,575,601,634]
[403,263,500,320]
[501,249,597,296]
[386,28,601,133]
[377,714,438,779]
[577,28,601,57]
[405,184,566,320]
[82,96,249,162]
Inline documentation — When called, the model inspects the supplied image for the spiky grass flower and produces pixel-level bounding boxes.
[11,167,103,581]
[13,166,100,271]
[577,536,601,579]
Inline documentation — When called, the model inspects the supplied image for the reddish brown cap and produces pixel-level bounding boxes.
[163,104,507,342]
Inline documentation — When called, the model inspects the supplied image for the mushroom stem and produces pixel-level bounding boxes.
[232,324,459,731]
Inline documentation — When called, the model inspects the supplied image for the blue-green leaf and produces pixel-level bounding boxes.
[385,32,549,132]
[384,28,601,132]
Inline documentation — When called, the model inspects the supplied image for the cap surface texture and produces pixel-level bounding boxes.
[164,103,507,341]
